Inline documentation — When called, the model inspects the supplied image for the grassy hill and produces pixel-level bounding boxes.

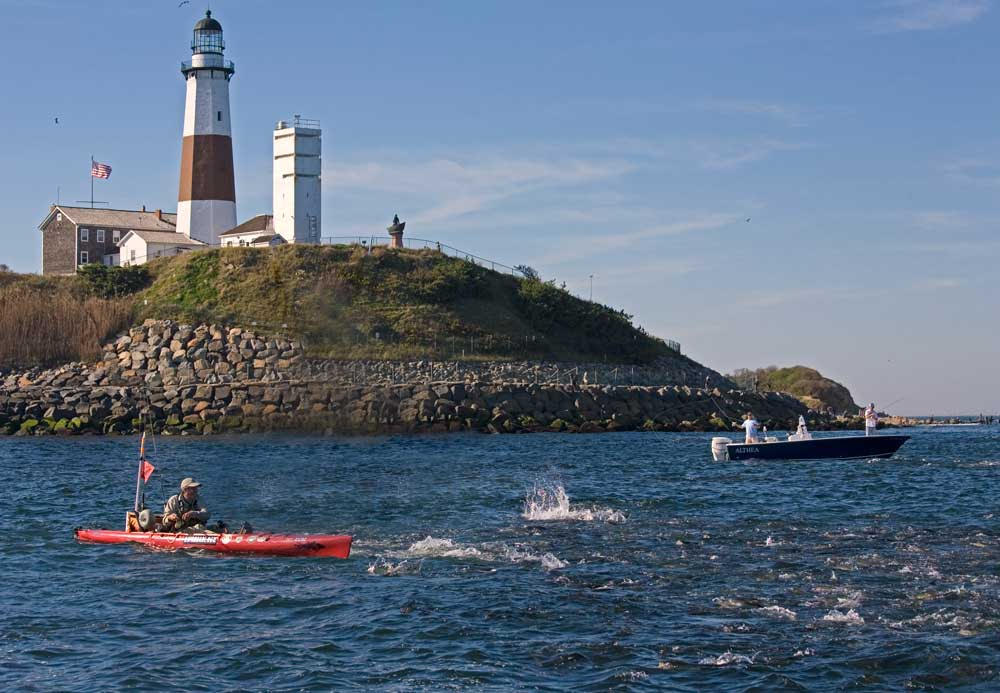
[135,244,686,364]
[0,245,708,370]
[728,365,861,414]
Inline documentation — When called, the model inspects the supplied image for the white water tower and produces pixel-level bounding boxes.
[273,116,322,244]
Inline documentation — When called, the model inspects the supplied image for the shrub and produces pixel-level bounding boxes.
[78,263,151,299]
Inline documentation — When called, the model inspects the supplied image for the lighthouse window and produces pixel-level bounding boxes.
[217,111,222,122]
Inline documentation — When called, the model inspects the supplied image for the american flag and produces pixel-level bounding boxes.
[91,160,112,179]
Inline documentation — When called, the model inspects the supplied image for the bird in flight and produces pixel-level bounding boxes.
[178,0,190,7]
[746,217,751,222]
[54,117,59,124]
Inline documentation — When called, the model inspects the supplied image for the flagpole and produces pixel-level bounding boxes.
[90,156,94,208]
[134,431,146,513]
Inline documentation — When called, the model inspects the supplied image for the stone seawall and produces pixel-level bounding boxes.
[2,320,729,391]
[0,319,811,437]
[0,379,808,437]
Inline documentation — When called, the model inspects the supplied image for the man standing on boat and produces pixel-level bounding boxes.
[739,413,760,444]
[160,478,210,532]
[864,403,878,436]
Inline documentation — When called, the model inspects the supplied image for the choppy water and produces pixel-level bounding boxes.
[1,427,998,690]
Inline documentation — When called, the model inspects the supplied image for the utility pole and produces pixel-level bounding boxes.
[589,274,594,302]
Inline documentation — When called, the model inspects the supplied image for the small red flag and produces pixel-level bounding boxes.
[141,459,155,482]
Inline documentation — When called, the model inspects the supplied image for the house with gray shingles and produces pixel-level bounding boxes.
[39,205,181,275]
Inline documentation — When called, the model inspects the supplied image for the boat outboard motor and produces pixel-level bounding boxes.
[137,508,155,532]
[711,437,731,462]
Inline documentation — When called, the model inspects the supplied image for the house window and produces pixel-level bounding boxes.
[226,241,233,246]
[56,212,62,222]
[80,250,89,264]
[130,249,136,262]
[96,229,105,243]
[80,228,89,242]
[113,230,121,244]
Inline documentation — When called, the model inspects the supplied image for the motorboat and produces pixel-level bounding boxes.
[711,433,909,461]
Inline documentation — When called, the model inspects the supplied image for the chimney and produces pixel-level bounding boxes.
[156,209,163,222]
[141,205,146,212]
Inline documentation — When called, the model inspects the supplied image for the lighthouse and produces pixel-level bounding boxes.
[177,10,236,246]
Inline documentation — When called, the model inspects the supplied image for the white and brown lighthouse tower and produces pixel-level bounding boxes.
[177,10,237,245]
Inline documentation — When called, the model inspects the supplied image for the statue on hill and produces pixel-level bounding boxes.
[387,214,405,249]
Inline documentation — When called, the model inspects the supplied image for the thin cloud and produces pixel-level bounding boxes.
[695,139,808,171]
[915,277,964,289]
[906,210,990,230]
[942,157,1000,187]
[327,156,634,225]
[870,0,989,33]
[910,239,1000,255]
[537,212,741,265]
[696,99,808,127]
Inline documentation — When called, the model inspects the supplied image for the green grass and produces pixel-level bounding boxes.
[134,244,688,364]
[728,365,861,413]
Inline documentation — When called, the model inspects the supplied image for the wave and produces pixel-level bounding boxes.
[390,536,567,571]
[754,605,796,620]
[405,536,483,558]
[699,651,755,666]
[522,481,626,523]
[821,609,865,625]
[366,557,422,576]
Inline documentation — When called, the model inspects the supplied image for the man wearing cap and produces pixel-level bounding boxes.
[160,478,210,532]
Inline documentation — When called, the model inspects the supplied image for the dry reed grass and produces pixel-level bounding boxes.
[0,284,133,368]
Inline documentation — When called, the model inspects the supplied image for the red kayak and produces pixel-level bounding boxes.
[75,528,352,558]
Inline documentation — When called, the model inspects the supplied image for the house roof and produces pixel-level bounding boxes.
[120,230,205,246]
[41,205,178,232]
[220,214,273,236]
[249,234,283,245]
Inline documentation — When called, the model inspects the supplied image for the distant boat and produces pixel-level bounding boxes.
[712,434,909,461]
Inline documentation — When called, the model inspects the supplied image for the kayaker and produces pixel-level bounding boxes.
[160,478,210,532]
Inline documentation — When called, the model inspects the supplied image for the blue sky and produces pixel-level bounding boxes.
[2,0,998,414]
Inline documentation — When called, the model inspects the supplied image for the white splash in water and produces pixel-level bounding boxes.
[754,605,797,620]
[367,558,422,576]
[405,536,483,558]
[502,545,568,570]
[821,609,865,625]
[522,481,626,523]
[765,535,779,547]
[699,651,754,666]
[835,591,863,610]
[393,536,567,571]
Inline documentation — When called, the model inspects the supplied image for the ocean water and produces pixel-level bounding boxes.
[1,427,998,690]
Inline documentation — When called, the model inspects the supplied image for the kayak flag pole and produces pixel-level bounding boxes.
[134,432,155,513]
